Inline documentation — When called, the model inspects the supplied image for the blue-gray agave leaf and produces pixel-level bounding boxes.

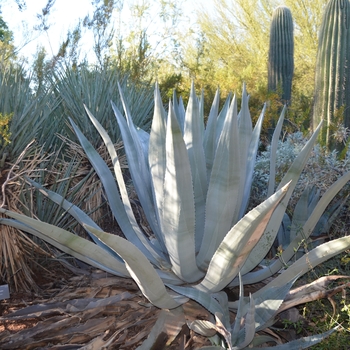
[184,82,208,251]
[203,88,220,181]
[69,118,162,266]
[197,94,241,270]
[161,102,204,282]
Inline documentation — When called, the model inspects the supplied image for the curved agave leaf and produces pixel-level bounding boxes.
[188,319,218,337]
[234,170,350,285]
[184,83,208,249]
[203,88,220,181]
[179,96,186,123]
[254,235,350,298]
[173,90,185,134]
[240,121,323,275]
[301,171,350,240]
[69,118,161,267]
[116,84,152,175]
[289,186,312,243]
[167,285,228,325]
[199,89,206,137]
[229,278,296,349]
[276,213,292,250]
[231,273,244,345]
[162,103,204,282]
[25,177,123,262]
[214,313,233,349]
[229,279,296,329]
[197,94,241,270]
[216,93,232,145]
[238,103,266,220]
[196,183,290,293]
[212,292,231,329]
[155,270,184,285]
[313,196,346,239]
[82,106,169,268]
[267,106,286,197]
[236,84,253,215]
[148,85,167,247]
[111,97,163,246]
[247,328,336,349]
[136,127,150,160]
[236,294,255,349]
[85,225,180,309]
[0,209,129,277]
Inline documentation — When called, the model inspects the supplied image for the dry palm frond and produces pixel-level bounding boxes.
[53,134,128,232]
[0,141,50,292]
[0,136,128,292]
[0,223,48,292]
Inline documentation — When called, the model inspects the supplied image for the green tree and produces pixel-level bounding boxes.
[283,0,327,97]
[0,16,15,60]
[180,0,274,96]
[179,0,328,125]
[83,0,121,66]
[109,0,184,86]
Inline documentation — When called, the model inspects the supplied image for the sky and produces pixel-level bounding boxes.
[2,0,101,63]
[1,0,204,65]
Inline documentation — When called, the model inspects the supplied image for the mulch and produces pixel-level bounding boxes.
[0,261,212,349]
[1,257,350,349]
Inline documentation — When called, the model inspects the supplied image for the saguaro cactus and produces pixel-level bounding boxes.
[313,0,350,150]
[268,6,294,105]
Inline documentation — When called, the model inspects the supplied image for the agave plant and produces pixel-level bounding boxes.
[1,83,350,348]
[275,184,346,258]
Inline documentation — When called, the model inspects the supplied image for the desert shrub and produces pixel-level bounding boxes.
[252,131,350,237]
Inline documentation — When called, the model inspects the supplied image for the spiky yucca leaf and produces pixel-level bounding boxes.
[51,64,154,147]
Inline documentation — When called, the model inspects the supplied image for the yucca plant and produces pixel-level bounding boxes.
[0,59,67,160]
[274,185,345,258]
[0,61,154,290]
[1,83,350,348]
[0,59,62,291]
[50,63,154,147]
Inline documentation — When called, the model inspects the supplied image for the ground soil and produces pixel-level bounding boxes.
[0,259,215,349]
[1,253,350,349]
[1,200,349,349]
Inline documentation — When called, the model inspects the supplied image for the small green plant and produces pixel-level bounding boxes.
[0,112,11,145]
[282,318,304,334]
[0,111,12,166]
[301,297,350,350]
[341,300,350,319]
